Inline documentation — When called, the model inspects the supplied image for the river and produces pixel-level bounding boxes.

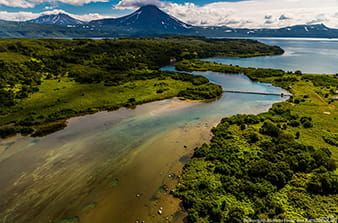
[0,38,337,223]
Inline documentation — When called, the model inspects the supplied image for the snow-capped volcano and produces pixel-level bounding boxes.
[27,13,85,25]
[90,5,191,33]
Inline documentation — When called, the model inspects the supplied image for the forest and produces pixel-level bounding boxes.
[0,36,282,138]
[175,60,338,222]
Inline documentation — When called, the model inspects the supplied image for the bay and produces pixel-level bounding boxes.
[203,38,338,74]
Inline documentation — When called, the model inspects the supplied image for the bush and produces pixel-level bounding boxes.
[0,89,15,107]
[323,133,338,146]
[289,120,300,127]
[295,131,300,139]
[191,76,209,85]
[259,121,281,137]
[295,70,302,75]
[245,131,260,143]
[32,121,67,137]
[178,83,222,100]
[46,109,78,121]
[20,127,34,135]
[307,172,338,195]
[300,116,313,128]
[0,127,16,138]
[303,120,313,128]
[19,116,40,126]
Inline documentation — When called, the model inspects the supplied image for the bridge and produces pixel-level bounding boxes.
[223,90,293,97]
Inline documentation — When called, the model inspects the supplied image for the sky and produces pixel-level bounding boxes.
[0,0,338,28]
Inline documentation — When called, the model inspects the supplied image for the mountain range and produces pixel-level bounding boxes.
[27,13,85,25]
[1,5,337,38]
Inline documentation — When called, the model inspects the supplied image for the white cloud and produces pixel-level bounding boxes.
[0,0,34,8]
[51,0,108,5]
[0,0,108,8]
[44,6,56,10]
[1,0,338,28]
[0,11,36,21]
[75,12,109,21]
[114,0,171,9]
[164,0,338,28]
[0,10,109,22]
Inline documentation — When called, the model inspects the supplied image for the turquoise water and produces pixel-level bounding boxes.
[0,70,287,222]
[160,67,289,120]
[203,38,338,74]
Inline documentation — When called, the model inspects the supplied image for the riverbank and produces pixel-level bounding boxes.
[1,36,282,138]
[0,66,288,223]
[0,74,222,139]
[175,60,338,221]
[78,116,217,223]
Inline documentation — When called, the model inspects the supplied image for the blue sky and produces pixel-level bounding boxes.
[0,0,337,28]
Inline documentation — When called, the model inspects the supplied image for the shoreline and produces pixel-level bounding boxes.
[1,37,337,222]
[171,60,338,221]
[0,66,288,223]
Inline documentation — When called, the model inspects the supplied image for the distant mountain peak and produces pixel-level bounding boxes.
[90,4,191,33]
[27,13,85,25]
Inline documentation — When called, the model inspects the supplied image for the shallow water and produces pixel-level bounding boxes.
[1,38,330,223]
[0,69,287,223]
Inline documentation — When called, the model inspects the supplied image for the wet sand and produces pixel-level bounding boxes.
[79,119,217,223]
[0,99,215,223]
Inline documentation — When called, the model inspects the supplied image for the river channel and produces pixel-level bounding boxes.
[1,38,337,223]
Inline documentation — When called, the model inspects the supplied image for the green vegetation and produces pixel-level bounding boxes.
[178,83,223,100]
[323,132,338,146]
[175,60,338,222]
[0,73,212,138]
[302,74,338,87]
[0,36,282,138]
[176,60,286,79]
[176,59,338,93]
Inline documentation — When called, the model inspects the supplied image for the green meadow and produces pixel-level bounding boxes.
[0,37,281,137]
[2,77,194,125]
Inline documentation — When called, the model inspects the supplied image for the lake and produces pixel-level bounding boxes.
[204,38,338,74]
[0,38,336,223]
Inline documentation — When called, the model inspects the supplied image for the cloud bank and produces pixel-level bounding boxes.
[114,0,171,9]
[0,9,108,22]
[1,0,337,29]
[0,0,108,8]
[115,0,338,28]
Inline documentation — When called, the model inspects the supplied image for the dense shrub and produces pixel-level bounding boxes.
[0,127,16,138]
[178,83,222,100]
[32,121,67,137]
[259,121,281,137]
[177,111,337,222]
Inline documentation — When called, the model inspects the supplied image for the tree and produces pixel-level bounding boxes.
[259,121,281,137]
